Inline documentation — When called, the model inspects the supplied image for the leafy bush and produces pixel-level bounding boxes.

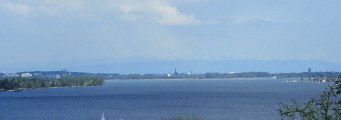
[277,80,341,120]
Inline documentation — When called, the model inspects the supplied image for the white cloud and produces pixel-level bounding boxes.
[1,0,202,25]
[153,3,201,25]
[3,3,31,16]
[107,0,202,25]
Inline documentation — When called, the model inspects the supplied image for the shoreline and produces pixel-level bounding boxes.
[105,77,286,81]
[1,85,102,92]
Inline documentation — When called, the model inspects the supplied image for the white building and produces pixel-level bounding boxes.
[167,73,172,77]
[21,73,32,77]
[5,73,19,77]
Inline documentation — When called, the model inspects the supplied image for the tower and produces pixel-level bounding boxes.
[174,68,178,76]
[308,68,312,80]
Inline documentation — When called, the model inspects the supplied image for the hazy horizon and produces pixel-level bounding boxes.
[2,59,340,74]
[1,0,341,73]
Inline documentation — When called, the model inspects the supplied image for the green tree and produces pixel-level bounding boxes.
[277,80,341,120]
[0,78,20,90]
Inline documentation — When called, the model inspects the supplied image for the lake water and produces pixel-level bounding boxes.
[0,79,330,120]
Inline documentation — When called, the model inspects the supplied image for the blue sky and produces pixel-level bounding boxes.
[1,0,341,73]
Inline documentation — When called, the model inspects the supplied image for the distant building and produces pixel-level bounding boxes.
[5,73,19,77]
[174,68,179,76]
[56,75,61,79]
[21,73,32,77]
[308,68,312,80]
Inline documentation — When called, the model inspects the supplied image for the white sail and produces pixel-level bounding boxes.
[101,112,105,120]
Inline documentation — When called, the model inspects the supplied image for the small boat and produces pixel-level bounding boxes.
[101,112,105,120]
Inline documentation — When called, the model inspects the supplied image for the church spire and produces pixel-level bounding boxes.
[174,68,178,75]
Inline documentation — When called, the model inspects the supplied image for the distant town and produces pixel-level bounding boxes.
[1,68,340,82]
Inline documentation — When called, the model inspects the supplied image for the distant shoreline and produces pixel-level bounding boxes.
[105,77,283,81]
[0,86,102,92]
[0,76,104,92]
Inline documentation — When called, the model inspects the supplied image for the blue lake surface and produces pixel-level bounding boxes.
[0,79,330,120]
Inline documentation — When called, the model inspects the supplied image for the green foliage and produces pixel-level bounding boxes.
[0,76,105,91]
[0,79,20,90]
[277,80,341,120]
[168,114,204,120]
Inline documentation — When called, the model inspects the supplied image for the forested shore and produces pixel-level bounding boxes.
[0,76,104,91]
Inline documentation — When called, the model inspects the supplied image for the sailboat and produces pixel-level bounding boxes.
[101,112,105,120]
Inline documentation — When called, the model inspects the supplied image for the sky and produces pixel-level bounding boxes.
[1,0,341,73]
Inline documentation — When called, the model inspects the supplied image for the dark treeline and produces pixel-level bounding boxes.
[2,70,340,80]
[205,72,272,78]
[276,72,341,79]
[106,72,341,80]
[0,76,104,91]
[107,72,273,79]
